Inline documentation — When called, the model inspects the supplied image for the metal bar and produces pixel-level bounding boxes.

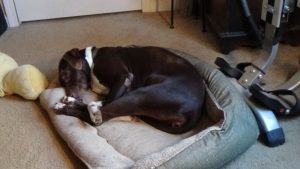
[170,0,174,29]
[238,21,280,89]
[202,0,207,32]
[238,39,279,89]
[278,70,300,90]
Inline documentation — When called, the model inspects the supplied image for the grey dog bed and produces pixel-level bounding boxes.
[39,49,259,169]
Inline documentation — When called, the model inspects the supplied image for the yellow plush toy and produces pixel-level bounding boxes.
[0,52,48,100]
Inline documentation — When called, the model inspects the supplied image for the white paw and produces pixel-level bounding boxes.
[54,102,66,110]
[124,78,131,87]
[88,101,103,125]
[61,96,76,104]
[124,73,134,87]
[128,73,134,81]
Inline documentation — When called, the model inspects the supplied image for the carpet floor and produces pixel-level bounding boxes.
[0,11,299,169]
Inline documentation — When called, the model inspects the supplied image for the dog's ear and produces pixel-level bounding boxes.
[62,48,83,70]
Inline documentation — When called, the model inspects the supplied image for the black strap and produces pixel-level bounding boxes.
[215,57,244,79]
[250,84,300,116]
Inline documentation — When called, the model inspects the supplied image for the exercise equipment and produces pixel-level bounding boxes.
[216,0,300,147]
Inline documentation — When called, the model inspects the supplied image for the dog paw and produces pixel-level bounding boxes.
[54,102,66,110]
[88,101,103,126]
[124,73,134,87]
[128,73,134,81]
[61,96,76,104]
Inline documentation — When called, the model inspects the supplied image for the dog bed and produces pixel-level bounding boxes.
[39,49,259,169]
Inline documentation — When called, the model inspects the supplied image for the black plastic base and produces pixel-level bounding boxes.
[264,128,285,147]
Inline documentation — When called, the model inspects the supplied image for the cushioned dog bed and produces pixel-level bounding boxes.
[39,49,259,169]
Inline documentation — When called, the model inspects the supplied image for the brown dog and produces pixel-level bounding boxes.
[55,46,206,134]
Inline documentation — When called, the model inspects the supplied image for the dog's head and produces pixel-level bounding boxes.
[58,48,91,99]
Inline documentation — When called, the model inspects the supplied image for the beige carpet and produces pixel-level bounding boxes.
[0,11,299,169]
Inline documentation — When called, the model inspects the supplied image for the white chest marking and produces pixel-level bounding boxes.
[84,47,110,95]
[85,47,94,68]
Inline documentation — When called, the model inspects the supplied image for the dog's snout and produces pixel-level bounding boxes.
[65,85,86,100]
[59,60,90,101]
[70,94,83,102]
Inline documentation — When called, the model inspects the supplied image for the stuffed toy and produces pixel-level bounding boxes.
[0,52,48,100]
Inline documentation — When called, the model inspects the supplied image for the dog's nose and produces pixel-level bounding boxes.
[69,94,81,101]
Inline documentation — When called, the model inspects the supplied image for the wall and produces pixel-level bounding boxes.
[142,0,176,12]
[4,0,178,27]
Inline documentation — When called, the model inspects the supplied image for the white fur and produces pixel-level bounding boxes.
[85,47,93,68]
[54,102,65,110]
[124,78,131,87]
[88,101,103,125]
[62,96,76,103]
